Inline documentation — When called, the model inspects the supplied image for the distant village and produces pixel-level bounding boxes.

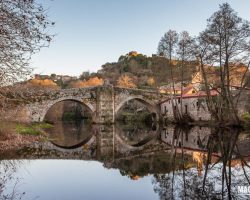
[33,74,78,86]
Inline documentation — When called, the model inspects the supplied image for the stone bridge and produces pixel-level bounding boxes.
[24,85,167,123]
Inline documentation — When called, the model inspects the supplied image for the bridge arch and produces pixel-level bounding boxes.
[115,125,158,150]
[39,96,95,122]
[51,133,95,150]
[115,96,159,121]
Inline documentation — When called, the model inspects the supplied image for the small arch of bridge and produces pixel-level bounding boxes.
[114,96,159,121]
[40,97,95,122]
[115,129,158,150]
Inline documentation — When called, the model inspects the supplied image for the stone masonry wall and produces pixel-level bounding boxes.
[12,86,164,123]
[161,96,212,122]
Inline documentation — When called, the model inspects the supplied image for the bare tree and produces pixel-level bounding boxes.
[0,0,54,114]
[0,160,27,200]
[158,30,181,120]
[196,3,250,125]
[0,1,53,82]
[177,31,195,116]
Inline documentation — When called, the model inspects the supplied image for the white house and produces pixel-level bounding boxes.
[160,91,218,122]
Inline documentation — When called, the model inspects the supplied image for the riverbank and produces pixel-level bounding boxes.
[0,122,52,152]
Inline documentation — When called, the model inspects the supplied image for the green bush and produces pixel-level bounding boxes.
[242,112,250,121]
[16,123,53,136]
[34,122,53,129]
[16,124,40,135]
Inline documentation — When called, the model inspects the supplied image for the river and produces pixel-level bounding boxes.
[1,120,250,200]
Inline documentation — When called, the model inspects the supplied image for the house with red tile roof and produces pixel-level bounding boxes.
[160,90,218,122]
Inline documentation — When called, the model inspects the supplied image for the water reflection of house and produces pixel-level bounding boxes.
[160,90,218,121]
[161,126,214,177]
[192,151,207,176]
[131,175,140,180]
[161,126,211,150]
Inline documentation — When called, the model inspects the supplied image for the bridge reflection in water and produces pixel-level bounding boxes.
[1,122,250,199]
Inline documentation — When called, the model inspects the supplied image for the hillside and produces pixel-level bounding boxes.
[24,52,249,90]
[97,52,198,89]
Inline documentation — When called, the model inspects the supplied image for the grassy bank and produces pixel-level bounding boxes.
[0,122,53,152]
[16,123,53,135]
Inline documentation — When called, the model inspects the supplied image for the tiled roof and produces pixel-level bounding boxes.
[160,90,218,104]
[181,90,218,98]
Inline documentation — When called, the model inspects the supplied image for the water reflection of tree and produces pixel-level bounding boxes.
[153,127,250,199]
[202,128,250,199]
[0,160,26,200]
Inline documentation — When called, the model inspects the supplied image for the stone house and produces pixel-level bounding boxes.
[160,91,218,121]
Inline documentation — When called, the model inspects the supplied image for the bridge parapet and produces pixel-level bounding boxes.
[15,85,168,123]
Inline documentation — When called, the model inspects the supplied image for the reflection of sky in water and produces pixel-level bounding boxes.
[2,159,250,200]
[2,125,250,199]
[153,162,250,199]
[3,160,158,200]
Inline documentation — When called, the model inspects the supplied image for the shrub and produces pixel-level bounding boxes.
[16,124,40,135]
[15,123,52,136]
[241,112,250,122]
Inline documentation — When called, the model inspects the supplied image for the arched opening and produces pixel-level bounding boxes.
[114,98,159,148]
[115,97,158,125]
[43,99,93,123]
[43,99,95,149]
[115,124,158,148]
[48,121,95,149]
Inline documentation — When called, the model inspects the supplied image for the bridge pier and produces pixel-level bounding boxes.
[94,86,115,124]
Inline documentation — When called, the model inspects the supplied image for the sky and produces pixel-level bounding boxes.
[32,0,250,76]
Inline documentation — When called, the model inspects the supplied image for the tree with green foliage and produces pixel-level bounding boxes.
[80,71,90,80]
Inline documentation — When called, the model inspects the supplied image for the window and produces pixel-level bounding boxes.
[165,132,168,137]
[165,106,168,114]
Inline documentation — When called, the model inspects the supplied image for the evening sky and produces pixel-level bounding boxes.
[32,0,250,76]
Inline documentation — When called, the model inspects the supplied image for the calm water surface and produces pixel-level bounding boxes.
[1,121,250,200]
